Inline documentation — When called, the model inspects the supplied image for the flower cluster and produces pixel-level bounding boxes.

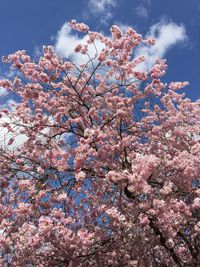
[0,20,199,266]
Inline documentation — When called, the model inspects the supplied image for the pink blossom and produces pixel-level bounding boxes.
[37,166,45,174]
[0,20,199,267]
[16,158,23,164]
[169,81,189,90]
[68,20,89,32]
[76,171,86,179]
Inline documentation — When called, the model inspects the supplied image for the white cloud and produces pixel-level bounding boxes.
[135,0,151,19]
[0,87,7,97]
[0,114,57,151]
[0,115,28,151]
[135,20,187,71]
[55,23,83,60]
[55,23,105,66]
[136,4,149,18]
[0,78,18,111]
[0,75,10,97]
[88,0,117,24]
[88,0,116,13]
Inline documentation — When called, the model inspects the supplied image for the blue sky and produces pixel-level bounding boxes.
[0,0,200,101]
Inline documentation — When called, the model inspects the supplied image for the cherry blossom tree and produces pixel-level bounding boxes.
[0,20,199,266]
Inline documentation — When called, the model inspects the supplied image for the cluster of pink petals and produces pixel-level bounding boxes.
[168,81,189,90]
[68,19,89,32]
[0,20,199,266]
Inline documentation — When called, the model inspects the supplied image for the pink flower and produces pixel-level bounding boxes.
[145,37,156,45]
[68,20,89,32]
[193,198,200,208]
[37,166,45,174]
[110,25,123,39]
[16,158,23,164]
[74,44,82,53]
[76,171,86,179]
[139,215,149,226]
[168,81,189,90]
[160,182,173,195]
[166,238,175,248]
[194,222,200,232]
